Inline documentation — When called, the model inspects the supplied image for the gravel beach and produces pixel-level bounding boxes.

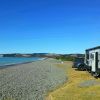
[0,58,67,100]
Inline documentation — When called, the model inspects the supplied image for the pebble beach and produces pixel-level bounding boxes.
[0,58,67,100]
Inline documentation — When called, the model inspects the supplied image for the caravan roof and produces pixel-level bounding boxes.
[86,46,100,51]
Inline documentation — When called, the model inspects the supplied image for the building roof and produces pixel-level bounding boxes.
[86,46,100,51]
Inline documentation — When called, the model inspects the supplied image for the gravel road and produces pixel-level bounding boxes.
[0,58,67,100]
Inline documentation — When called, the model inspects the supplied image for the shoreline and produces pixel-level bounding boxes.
[0,58,67,100]
[0,57,47,69]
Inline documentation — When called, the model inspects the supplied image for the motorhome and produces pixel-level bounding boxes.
[85,46,100,77]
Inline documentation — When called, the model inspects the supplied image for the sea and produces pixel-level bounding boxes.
[0,57,44,68]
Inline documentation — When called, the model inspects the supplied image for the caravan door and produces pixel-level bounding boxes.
[91,52,98,72]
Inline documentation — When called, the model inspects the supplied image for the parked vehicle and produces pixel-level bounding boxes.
[72,57,87,70]
[85,46,100,77]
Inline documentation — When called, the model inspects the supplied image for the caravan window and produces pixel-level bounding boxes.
[86,54,89,59]
[90,53,94,60]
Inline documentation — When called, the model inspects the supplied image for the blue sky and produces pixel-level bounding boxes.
[0,0,100,54]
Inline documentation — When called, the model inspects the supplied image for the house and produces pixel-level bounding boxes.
[85,46,100,77]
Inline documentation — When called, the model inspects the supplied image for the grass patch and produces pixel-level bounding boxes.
[46,61,100,100]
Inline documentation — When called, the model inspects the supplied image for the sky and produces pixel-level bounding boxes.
[0,0,100,54]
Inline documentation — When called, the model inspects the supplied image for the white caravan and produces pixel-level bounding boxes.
[85,46,100,77]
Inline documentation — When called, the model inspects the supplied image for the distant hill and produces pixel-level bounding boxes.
[63,54,85,58]
[32,53,61,58]
[1,53,61,58]
[55,54,85,61]
[1,53,85,59]
[2,53,33,57]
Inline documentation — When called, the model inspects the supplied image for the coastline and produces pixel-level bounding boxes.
[0,58,67,100]
[0,57,47,69]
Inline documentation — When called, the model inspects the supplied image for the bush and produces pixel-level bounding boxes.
[56,56,75,61]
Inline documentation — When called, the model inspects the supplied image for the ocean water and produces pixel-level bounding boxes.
[0,57,43,67]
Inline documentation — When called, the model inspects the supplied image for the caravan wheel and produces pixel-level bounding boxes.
[93,72,100,78]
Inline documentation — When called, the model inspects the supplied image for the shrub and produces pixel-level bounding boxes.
[56,56,75,61]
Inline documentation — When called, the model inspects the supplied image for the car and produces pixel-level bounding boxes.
[77,62,87,71]
[72,58,84,68]
[72,57,88,71]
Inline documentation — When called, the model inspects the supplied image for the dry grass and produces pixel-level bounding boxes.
[46,61,100,100]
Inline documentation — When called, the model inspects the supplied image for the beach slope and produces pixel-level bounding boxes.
[0,58,66,100]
